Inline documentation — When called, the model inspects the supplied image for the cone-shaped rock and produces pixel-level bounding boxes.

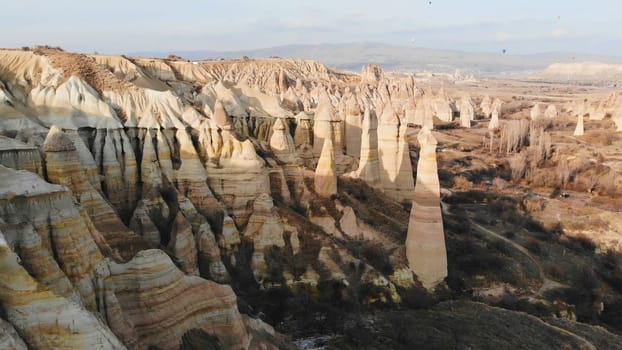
[574,114,584,136]
[312,92,335,157]
[314,136,337,197]
[344,95,362,157]
[406,127,447,290]
[488,109,500,130]
[545,104,558,119]
[269,118,297,163]
[481,95,492,118]
[356,107,381,186]
[213,99,231,128]
[459,97,473,128]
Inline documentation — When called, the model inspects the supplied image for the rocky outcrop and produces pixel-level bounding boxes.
[574,114,584,136]
[242,194,287,283]
[312,91,342,157]
[344,94,362,157]
[361,64,384,86]
[0,136,43,176]
[531,103,545,120]
[269,118,298,163]
[315,136,337,197]
[43,126,147,259]
[0,317,28,350]
[0,227,128,350]
[545,104,558,119]
[458,95,474,128]
[405,127,447,290]
[107,249,250,349]
[489,108,500,130]
[377,103,415,202]
[480,95,492,118]
[355,107,381,186]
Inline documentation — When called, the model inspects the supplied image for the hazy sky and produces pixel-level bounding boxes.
[1,0,621,55]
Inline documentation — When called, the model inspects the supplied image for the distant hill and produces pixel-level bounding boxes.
[129,42,622,78]
[530,62,622,84]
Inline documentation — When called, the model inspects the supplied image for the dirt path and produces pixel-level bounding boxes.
[441,201,565,295]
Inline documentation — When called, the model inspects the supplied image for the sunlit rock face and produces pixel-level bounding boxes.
[315,137,337,198]
[405,127,447,290]
[0,48,449,348]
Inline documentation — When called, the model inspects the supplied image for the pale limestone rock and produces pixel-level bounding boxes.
[361,64,384,86]
[176,192,230,283]
[545,104,558,119]
[293,112,313,148]
[64,130,100,190]
[281,87,303,112]
[0,229,128,350]
[243,194,286,283]
[481,95,492,118]
[314,137,337,197]
[458,96,474,128]
[377,103,415,202]
[491,98,503,116]
[107,249,251,350]
[0,136,44,176]
[344,95,362,157]
[431,91,453,122]
[489,108,500,130]
[43,126,147,260]
[168,212,200,276]
[208,131,269,228]
[312,92,340,157]
[355,107,381,186]
[129,199,161,246]
[28,76,122,129]
[531,103,545,120]
[269,118,298,163]
[574,114,585,136]
[213,99,231,128]
[406,127,447,290]
[0,317,28,350]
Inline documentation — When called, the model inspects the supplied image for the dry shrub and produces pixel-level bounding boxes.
[509,152,528,181]
[499,119,530,154]
[452,175,473,190]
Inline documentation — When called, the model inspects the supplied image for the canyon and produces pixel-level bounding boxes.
[0,47,621,349]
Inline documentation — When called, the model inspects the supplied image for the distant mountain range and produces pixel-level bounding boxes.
[128,42,622,78]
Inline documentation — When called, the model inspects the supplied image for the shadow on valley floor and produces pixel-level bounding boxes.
[227,183,622,349]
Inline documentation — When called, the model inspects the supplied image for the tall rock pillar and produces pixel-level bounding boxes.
[405,127,447,290]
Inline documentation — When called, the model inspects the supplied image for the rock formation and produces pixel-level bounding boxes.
[344,94,362,157]
[574,114,585,136]
[361,64,384,86]
[405,127,447,290]
[488,108,500,130]
[377,103,415,202]
[458,95,474,128]
[480,95,492,118]
[531,103,545,120]
[315,136,337,197]
[545,104,558,119]
[269,118,297,163]
[355,107,381,186]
